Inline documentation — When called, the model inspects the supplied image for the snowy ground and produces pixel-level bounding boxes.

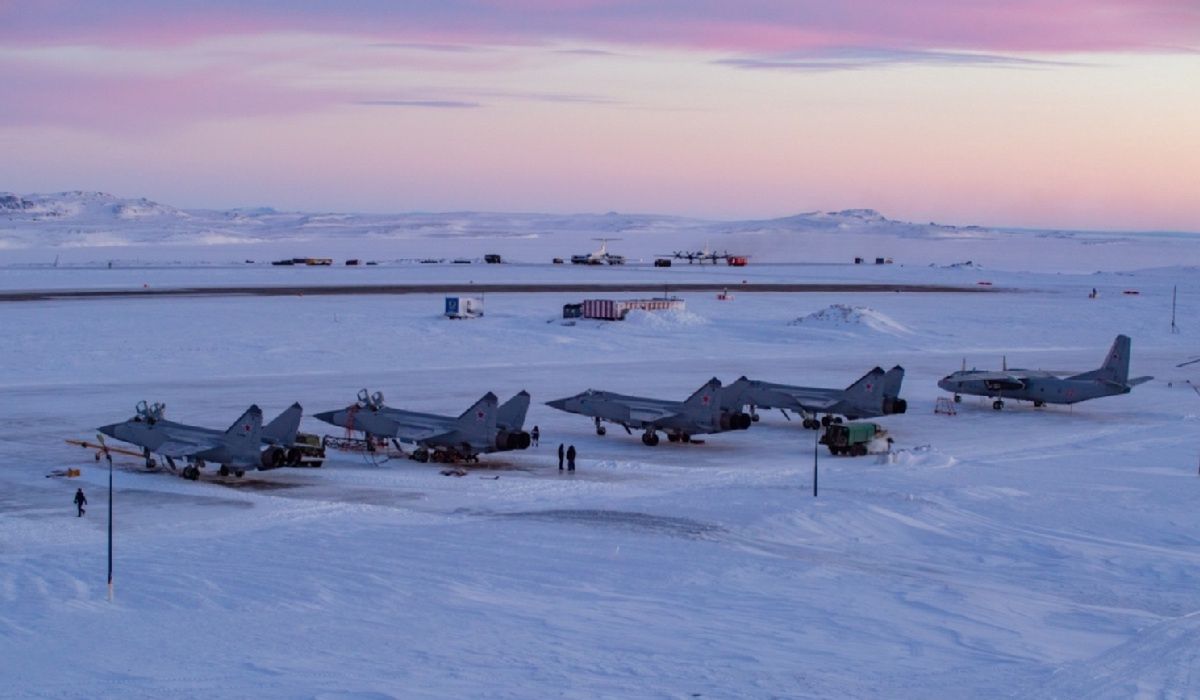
[2,229,1199,697]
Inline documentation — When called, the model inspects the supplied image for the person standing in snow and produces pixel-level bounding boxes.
[531,425,540,447]
[566,445,576,472]
[73,488,87,517]
[557,443,565,471]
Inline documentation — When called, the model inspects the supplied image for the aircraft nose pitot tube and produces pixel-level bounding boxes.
[495,430,531,451]
[720,411,753,431]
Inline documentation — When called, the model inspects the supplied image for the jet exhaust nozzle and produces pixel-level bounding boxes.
[495,431,532,451]
[720,412,753,431]
[260,446,286,470]
[883,398,908,415]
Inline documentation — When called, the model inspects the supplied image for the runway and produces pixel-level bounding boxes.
[0,281,997,302]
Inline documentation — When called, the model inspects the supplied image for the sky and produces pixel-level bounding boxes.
[0,1,1197,231]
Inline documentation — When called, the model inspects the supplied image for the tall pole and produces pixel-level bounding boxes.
[96,433,114,601]
[107,448,113,601]
[813,423,819,497]
[1172,285,1178,334]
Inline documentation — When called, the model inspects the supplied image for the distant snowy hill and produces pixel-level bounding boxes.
[1,191,1195,272]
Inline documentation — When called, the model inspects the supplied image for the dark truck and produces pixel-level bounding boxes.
[820,422,886,457]
[285,432,325,467]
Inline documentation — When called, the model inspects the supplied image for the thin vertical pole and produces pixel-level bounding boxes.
[1172,285,1178,334]
[107,450,113,601]
[813,425,819,497]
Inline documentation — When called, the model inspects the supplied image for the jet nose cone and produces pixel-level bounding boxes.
[545,398,570,411]
[97,423,120,439]
[313,410,341,426]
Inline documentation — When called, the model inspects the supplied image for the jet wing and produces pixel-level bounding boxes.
[627,405,680,424]
[154,437,223,458]
[384,412,458,443]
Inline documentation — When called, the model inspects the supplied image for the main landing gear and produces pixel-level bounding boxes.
[217,465,246,478]
[641,431,660,446]
[992,399,1005,410]
[953,394,962,403]
[594,417,607,436]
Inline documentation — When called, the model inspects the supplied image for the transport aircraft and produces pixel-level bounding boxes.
[937,334,1151,410]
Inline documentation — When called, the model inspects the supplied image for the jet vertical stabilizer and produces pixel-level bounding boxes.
[1070,334,1131,384]
[839,367,886,417]
[263,402,303,445]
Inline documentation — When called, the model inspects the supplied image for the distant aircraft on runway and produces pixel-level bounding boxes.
[571,238,625,265]
[938,334,1152,410]
[664,244,749,266]
[546,378,751,445]
[314,389,531,462]
[726,366,907,429]
[98,401,303,480]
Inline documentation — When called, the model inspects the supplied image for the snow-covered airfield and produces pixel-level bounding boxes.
[2,192,1198,697]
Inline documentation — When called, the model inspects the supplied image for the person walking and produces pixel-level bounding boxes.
[531,425,540,447]
[73,488,87,517]
[557,443,565,471]
[566,444,576,472]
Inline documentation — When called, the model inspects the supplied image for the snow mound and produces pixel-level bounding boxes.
[622,309,709,328]
[880,445,957,469]
[789,304,912,335]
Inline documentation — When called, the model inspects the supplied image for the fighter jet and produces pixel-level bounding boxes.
[725,366,907,429]
[313,389,531,462]
[937,334,1152,410]
[545,377,752,445]
[98,401,303,480]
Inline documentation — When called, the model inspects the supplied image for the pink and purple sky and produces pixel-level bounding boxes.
[1,1,1197,230]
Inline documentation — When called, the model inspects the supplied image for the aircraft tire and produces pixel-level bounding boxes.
[953,394,962,403]
[596,426,607,436]
[821,416,832,427]
[681,434,691,443]
[751,414,760,422]
[1033,400,1045,408]
[992,400,1004,411]
[235,470,245,478]
[641,432,659,446]
[219,465,230,477]
[667,433,679,443]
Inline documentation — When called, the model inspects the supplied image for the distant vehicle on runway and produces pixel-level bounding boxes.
[314,389,531,463]
[546,378,751,445]
[98,401,303,479]
[938,334,1152,410]
[726,366,907,429]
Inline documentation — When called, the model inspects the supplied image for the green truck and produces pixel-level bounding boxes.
[820,421,885,456]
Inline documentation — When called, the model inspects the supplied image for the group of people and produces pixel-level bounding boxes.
[532,425,578,472]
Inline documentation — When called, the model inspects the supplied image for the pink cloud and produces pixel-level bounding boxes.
[1,1,1196,54]
[0,62,347,132]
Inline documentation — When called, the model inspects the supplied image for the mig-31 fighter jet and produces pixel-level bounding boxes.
[937,334,1151,410]
[98,400,303,480]
[545,377,752,445]
[725,366,907,429]
[313,389,531,463]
